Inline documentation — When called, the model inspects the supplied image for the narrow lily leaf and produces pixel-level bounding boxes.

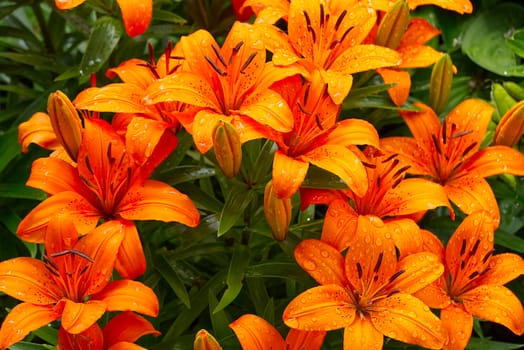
[495,229,524,254]
[301,166,347,190]
[213,244,249,313]
[0,128,20,174]
[208,290,233,341]
[507,29,524,58]
[9,342,54,350]
[467,337,524,350]
[156,253,191,308]
[246,262,309,281]
[218,185,255,236]
[0,184,46,200]
[79,17,122,77]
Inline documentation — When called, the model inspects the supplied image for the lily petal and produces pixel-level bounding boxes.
[371,293,446,349]
[74,84,149,113]
[272,151,309,199]
[18,112,60,153]
[240,88,293,132]
[398,102,441,140]
[393,252,444,294]
[58,323,104,350]
[117,179,200,227]
[0,303,60,350]
[440,304,473,350]
[60,299,107,334]
[477,253,524,285]
[192,110,222,154]
[330,45,401,76]
[229,314,286,350]
[0,257,63,304]
[326,119,379,149]
[343,317,383,350]
[319,69,353,105]
[321,199,359,251]
[413,278,451,309]
[302,144,368,197]
[26,157,84,195]
[54,0,85,10]
[115,220,147,280]
[103,311,160,346]
[380,137,433,176]
[462,285,524,335]
[399,18,441,48]
[115,0,152,37]
[106,58,154,88]
[93,280,159,317]
[283,284,356,331]
[285,329,326,350]
[295,239,347,286]
[461,145,524,178]
[384,218,423,257]
[376,68,411,106]
[398,45,442,68]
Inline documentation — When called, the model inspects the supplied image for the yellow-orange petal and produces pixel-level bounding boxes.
[301,144,368,198]
[0,303,60,350]
[179,30,221,83]
[115,0,152,36]
[445,176,500,227]
[376,68,411,106]
[44,213,79,257]
[398,102,441,140]
[114,220,146,280]
[229,314,285,350]
[399,18,441,48]
[343,317,383,350]
[192,110,223,154]
[319,69,353,105]
[272,151,309,199]
[331,45,401,76]
[54,0,85,10]
[17,191,100,242]
[385,218,423,257]
[117,179,200,227]
[104,312,161,346]
[0,257,63,304]
[18,112,60,153]
[295,239,347,286]
[441,304,473,350]
[326,119,380,149]
[240,89,293,132]
[74,84,149,113]
[60,299,107,334]
[462,285,524,335]
[477,253,524,286]
[408,0,473,14]
[371,293,446,349]
[194,329,222,350]
[283,285,356,331]
[26,157,83,195]
[398,45,443,68]
[106,58,154,88]
[393,252,444,294]
[461,145,524,177]
[321,199,359,251]
[285,329,326,350]
[413,279,451,309]
[93,280,159,317]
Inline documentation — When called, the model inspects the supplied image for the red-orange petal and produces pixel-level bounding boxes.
[229,314,286,350]
[0,257,63,304]
[330,45,401,76]
[272,151,309,199]
[321,199,359,251]
[58,323,104,350]
[93,280,159,317]
[441,304,473,350]
[343,317,383,350]
[26,157,84,195]
[103,311,160,347]
[54,0,85,10]
[380,136,433,177]
[60,299,107,334]
[376,68,411,106]
[239,89,293,132]
[117,179,200,227]
[301,144,368,198]
[283,284,356,331]
[18,112,60,153]
[461,145,524,177]
[0,303,60,350]
[106,58,154,88]
[295,239,347,286]
[74,84,149,113]
[398,102,441,140]
[326,119,380,149]
[413,278,451,309]
[476,253,524,286]
[398,45,442,68]
[408,0,473,14]
[371,293,446,349]
[285,329,326,350]
[393,251,444,294]
[115,0,152,37]
[462,285,524,335]
[384,218,423,257]
[399,18,441,48]
[114,220,146,280]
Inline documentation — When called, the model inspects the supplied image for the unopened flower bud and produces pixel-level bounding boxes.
[47,91,82,161]
[375,0,410,49]
[429,54,453,115]
[194,329,223,350]
[264,180,292,241]
[213,121,242,178]
[494,100,524,147]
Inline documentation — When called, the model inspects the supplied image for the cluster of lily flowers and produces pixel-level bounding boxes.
[1,0,524,349]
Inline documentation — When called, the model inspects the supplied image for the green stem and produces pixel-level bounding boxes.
[32,3,54,54]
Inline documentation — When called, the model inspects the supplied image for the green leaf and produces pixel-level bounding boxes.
[462,3,524,77]
[156,252,191,308]
[0,128,21,174]
[495,229,524,254]
[507,29,524,58]
[0,183,46,200]
[0,52,63,73]
[8,342,54,350]
[466,337,524,350]
[301,166,347,190]
[218,185,255,236]
[208,290,233,341]
[79,17,122,77]
[246,262,309,280]
[153,9,188,24]
[213,244,249,313]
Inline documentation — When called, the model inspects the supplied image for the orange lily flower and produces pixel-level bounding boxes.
[58,311,161,350]
[143,21,297,155]
[254,0,401,104]
[239,0,289,24]
[270,73,379,199]
[369,0,472,13]
[414,212,524,350]
[17,117,199,278]
[376,17,444,106]
[0,216,159,350]
[380,99,524,227]
[301,148,450,254]
[55,0,152,36]
[283,222,446,349]
[229,314,326,350]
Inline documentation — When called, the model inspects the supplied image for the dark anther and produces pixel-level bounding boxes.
[468,271,479,279]
[392,165,411,179]
[389,269,405,283]
[362,161,377,169]
[459,238,467,256]
[356,262,363,279]
[297,101,311,115]
[51,248,94,263]
[460,260,466,270]
[315,113,324,131]
[382,153,398,163]
[334,10,347,30]
[442,120,447,143]
[211,44,227,67]
[303,84,311,105]
[45,264,60,277]
[469,239,480,256]
[240,52,258,74]
[303,10,316,42]
[148,42,155,65]
[338,26,354,44]
[320,4,325,28]
[374,252,384,273]
[482,249,495,264]
[43,254,58,271]
[392,177,402,189]
[461,142,477,157]
[387,288,401,297]
[85,155,94,174]
[431,134,442,154]
[452,129,473,139]
[204,56,227,76]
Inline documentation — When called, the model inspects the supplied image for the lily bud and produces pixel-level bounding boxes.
[47,91,83,161]
[264,180,292,241]
[194,329,223,350]
[494,100,524,147]
[492,83,517,121]
[375,0,410,49]
[213,121,242,178]
[429,54,453,115]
